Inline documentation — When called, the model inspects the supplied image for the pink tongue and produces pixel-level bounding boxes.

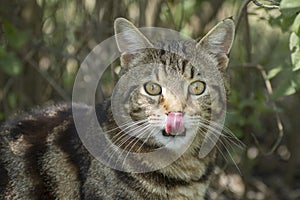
[165,112,185,135]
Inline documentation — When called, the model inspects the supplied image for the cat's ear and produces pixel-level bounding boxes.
[114,18,153,53]
[197,19,235,69]
[114,18,153,67]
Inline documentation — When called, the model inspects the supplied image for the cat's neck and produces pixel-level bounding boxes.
[132,151,215,199]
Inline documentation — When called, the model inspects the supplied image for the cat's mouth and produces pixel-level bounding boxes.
[162,112,185,137]
[162,129,186,137]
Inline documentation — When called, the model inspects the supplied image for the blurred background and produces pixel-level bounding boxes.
[0,0,299,199]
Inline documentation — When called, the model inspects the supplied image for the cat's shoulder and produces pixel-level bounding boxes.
[0,102,110,144]
[0,105,69,155]
[0,103,71,138]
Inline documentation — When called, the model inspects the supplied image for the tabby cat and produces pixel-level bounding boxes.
[0,18,235,199]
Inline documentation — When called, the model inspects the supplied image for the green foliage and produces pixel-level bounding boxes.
[0,21,29,76]
[226,0,300,139]
[261,0,300,99]
[0,46,23,76]
[0,1,299,197]
[289,32,300,70]
[292,13,300,34]
[280,0,300,17]
[2,20,29,49]
[227,89,272,137]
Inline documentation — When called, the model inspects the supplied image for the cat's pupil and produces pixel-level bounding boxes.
[150,84,155,90]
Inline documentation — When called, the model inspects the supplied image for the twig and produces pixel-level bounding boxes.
[241,64,284,155]
[235,0,279,33]
[256,65,284,155]
[244,9,252,62]
[22,50,71,101]
[147,0,164,26]
[177,0,184,31]
[235,0,251,33]
[163,0,176,30]
[252,0,279,9]
[138,0,147,26]
[234,0,283,155]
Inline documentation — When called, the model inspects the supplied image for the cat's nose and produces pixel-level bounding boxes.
[162,90,183,113]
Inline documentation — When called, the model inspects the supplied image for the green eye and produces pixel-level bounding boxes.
[188,81,206,95]
[144,82,162,96]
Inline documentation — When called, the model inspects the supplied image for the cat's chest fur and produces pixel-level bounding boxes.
[84,142,215,200]
[85,153,213,200]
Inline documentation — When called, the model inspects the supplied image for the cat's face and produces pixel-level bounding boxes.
[113,18,234,153]
[124,49,211,149]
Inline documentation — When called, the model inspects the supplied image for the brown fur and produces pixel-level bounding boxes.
[0,18,235,200]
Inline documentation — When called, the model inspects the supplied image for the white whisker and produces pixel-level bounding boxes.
[119,124,153,168]
[136,127,158,152]
[188,115,245,174]
[103,121,150,165]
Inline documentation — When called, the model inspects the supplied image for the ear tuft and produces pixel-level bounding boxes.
[114,18,153,53]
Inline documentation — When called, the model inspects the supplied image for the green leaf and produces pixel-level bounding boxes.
[280,15,296,31]
[0,45,6,56]
[291,71,300,87]
[292,13,300,35]
[290,32,300,49]
[290,45,300,71]
[272,79,297,99]
[289,32,300,71]
[8,93,17,108]
[0,52,23,76]
[267,67,282,79]
[292,53,300,71]
[3,21,29,49]
[280,0,300,17]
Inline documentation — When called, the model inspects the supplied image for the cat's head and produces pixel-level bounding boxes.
[113,18,234,153]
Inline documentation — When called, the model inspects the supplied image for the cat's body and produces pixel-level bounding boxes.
[0,103,213,199]
[0,18,235,200]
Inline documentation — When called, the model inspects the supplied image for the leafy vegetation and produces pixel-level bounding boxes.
[0,0,299,199]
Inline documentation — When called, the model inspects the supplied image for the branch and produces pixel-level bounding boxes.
[138,0,147,26]
[235,0,279,33]
[22,50,71,101]
[163,0,176,30]
[256,64,284,155]
[240,64,284,155]
[235,0,251,33]
[177,0,184,31]
[235,0,283,155]
[244,9,252,62]
[145,0,164,26]
[252,0,279,9]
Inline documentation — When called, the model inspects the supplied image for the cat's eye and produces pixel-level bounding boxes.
[188,81,206,95]
[144,82,162,96]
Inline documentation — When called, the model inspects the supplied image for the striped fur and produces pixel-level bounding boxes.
[0,104,215,199]
[0,18,235,199]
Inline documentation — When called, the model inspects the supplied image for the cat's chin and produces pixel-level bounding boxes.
[154,128,197,152]
[162,129,186,137]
